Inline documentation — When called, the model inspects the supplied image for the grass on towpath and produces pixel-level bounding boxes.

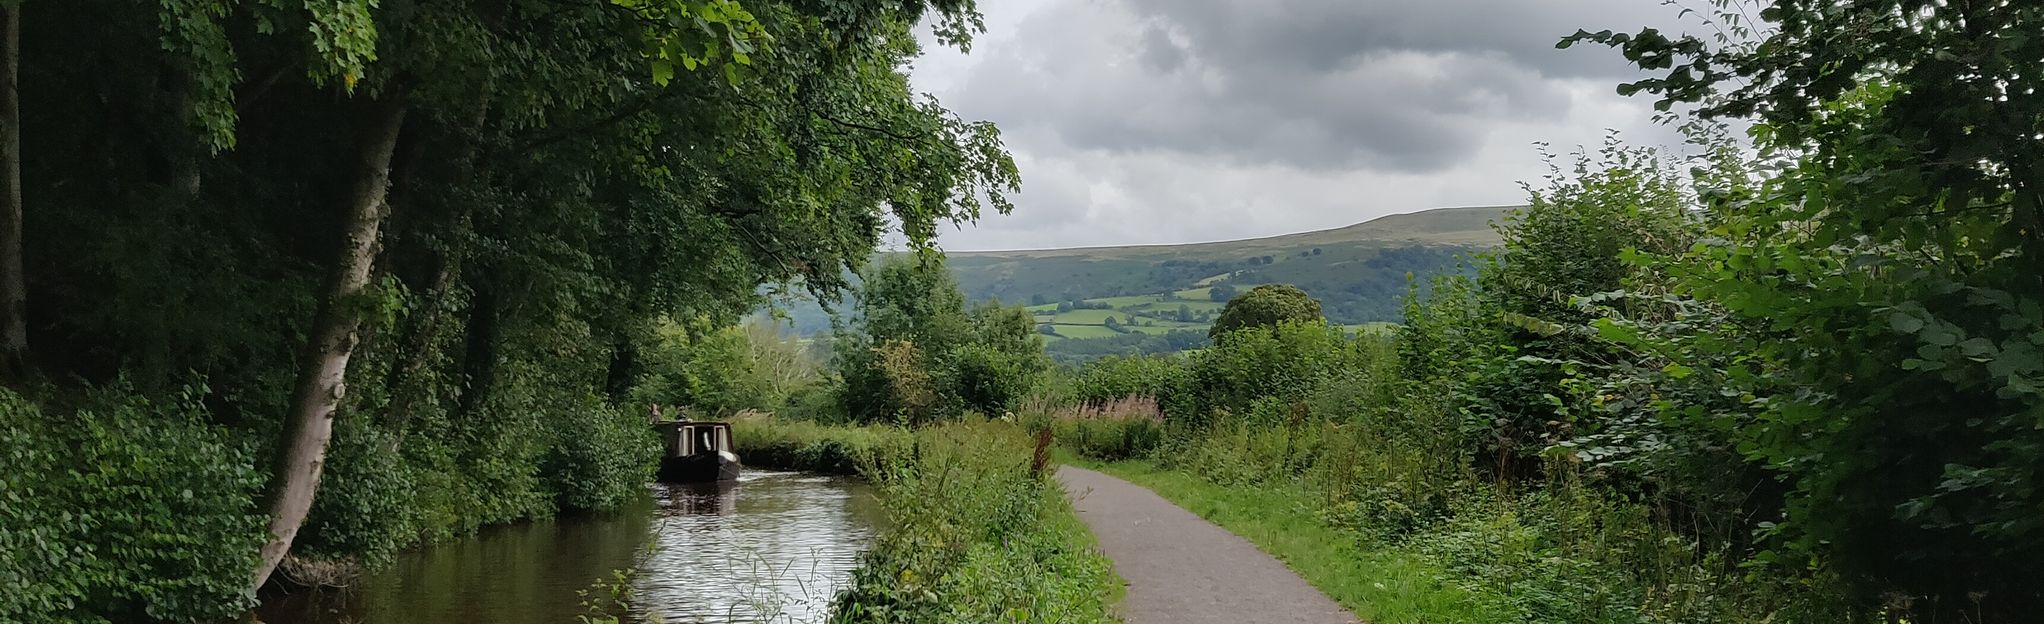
[1069,455,1508,624]
[735,418,1122,624]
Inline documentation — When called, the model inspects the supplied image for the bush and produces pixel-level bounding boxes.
[1073,354,1188,406]
[730,416,913,475]
[541,394,660,511]
[1185,320,1359,423]
[294,416,416,568]
[833,257,1048,424]
[829,422,1118,624]
[1052,395,1166,461]
[0,386,268,624]
[632,318,775,418]
[1209,283,1323,338]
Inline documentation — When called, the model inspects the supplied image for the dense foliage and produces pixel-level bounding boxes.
[829,255,1049,423]
[1055,101,2044,619]
[1207,284,1324,338]
[1,0,1012,617]
[730,417,1120,623]
[0,387,266,623]
[632,318,821,418]
[1558,2,2044,618]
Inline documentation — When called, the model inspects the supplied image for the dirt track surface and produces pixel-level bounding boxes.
[1057,466,1360,624]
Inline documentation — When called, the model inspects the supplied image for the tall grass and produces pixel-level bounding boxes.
[1083,388,1844,623]
[730,416,913,475]
[1043,395,1166,462]
[733,417,1121,623]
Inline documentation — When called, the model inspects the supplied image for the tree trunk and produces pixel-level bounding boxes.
[381,215,466,450]
[0,6,28,379]
[603,329,638,402]
[451,268,501,422]
[383,99,488,448]
[251,99,408,591]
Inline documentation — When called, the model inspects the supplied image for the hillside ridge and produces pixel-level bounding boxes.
[948,205,1513,258]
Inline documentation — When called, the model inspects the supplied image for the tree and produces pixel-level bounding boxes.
[834,255,1045,423]
[1209,284,1321,338]
[1569,3,2044,617]
[9,0,1017,607]
[1188,320,1356,423]
[1177,304,1193,322]
[0,4,21,379]
[1208,284,1237,302]
[947,302,1049,416]
[256,99,407,587]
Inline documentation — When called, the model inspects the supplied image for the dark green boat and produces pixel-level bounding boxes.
[653,421,743,483]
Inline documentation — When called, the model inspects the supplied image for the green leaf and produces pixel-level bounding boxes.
[1959,337,1997,359]
[651,59,675,86]
[1888,311,1925,334]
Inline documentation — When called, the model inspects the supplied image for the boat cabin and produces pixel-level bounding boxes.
[659,421,733,458]
[653,421,742,483]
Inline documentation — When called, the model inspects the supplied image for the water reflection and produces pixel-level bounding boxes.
[633,473,882,623]
[259,470,879,624]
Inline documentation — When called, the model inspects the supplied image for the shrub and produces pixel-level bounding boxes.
[294,416,416,568]
[0,386,267,624]
[1052,395,1166,461]
[632,319,775,417]
[1073,354,1188,406]
[1209,283,1322,338]
[833,257,1048,424]
[1185,320,1359,423]
[829,421,1117,623]
[730,416,912,475]
[541,395,660,511]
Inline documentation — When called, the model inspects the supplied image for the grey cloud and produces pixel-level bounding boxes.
[913,0,1692,250]
[946,0,1671,173]
[1121,0,1678,79]
[1137,25,1188,72]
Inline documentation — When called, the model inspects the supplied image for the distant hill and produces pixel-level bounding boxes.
[765,205,1513,337]
[944,205,1510,324]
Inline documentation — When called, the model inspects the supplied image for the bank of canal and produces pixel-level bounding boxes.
[260,470,882,624]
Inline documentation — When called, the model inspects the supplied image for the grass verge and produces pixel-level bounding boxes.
[734,417,1122,623]
[1073,457,1504,624]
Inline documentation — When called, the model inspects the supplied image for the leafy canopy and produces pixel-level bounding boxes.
[1209,284,1323,338]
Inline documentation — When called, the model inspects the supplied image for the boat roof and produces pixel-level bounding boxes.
[654,420,732,428]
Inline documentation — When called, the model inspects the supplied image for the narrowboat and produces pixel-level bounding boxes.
[654,421,743,483]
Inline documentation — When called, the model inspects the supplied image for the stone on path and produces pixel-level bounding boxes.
[1057,466,1360,624]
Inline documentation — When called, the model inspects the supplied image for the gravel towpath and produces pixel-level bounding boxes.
[1056,466,1360,624]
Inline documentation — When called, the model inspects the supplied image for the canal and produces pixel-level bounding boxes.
[260,470,882,624]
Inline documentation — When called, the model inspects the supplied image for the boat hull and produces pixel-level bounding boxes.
[657,453,743,483]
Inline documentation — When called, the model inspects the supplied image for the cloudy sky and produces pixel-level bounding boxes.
[909,0,1697,251]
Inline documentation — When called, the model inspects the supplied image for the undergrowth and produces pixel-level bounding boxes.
[734,417,1121,623]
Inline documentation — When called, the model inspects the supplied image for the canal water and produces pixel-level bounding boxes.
[260,470,883,624]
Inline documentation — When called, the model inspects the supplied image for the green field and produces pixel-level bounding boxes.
[945,206,1507,326]
[1037,309,1122,324]
[1124,325,1195,335]
[1047,324,1124,339]
[772,206,1506,337]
